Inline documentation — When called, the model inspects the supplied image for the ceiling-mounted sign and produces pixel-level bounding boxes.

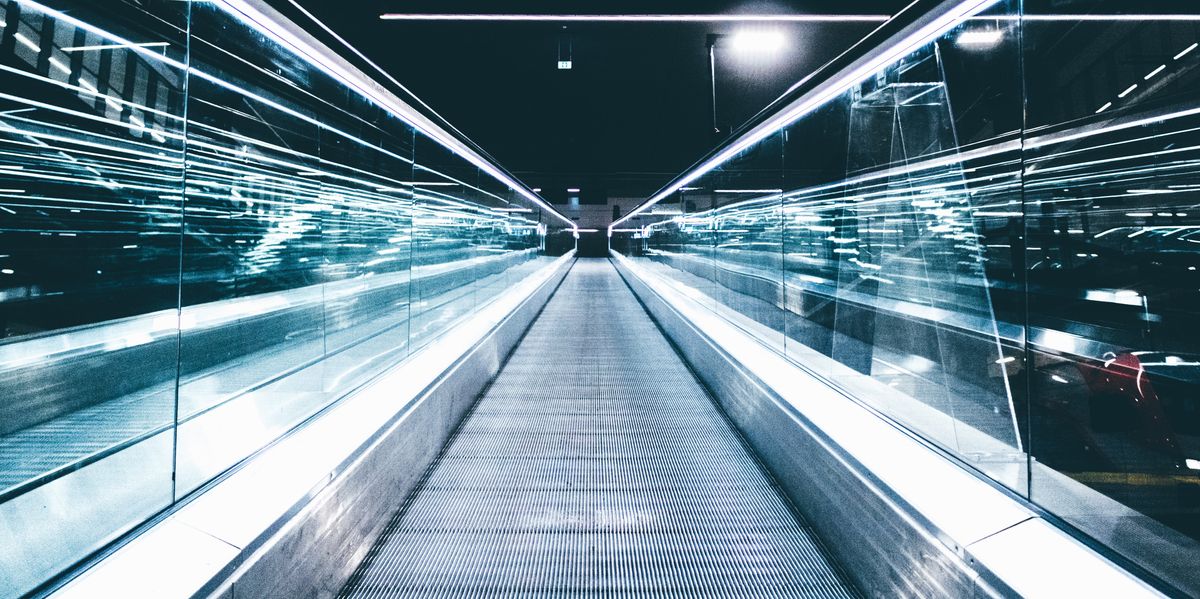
[557,60,572,69]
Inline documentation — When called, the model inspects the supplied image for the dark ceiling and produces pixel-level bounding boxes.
[290,1,910,201]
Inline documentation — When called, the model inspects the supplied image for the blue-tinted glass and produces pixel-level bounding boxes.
[1022,2,1200,589]
[622,1,1200,591]
[0,1,188,594]
[0,2,552,595]
[631,2,1026,484]
[174,3,334,494]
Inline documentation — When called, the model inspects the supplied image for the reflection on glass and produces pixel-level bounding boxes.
[618,0,1200,592]
[636,7,1025,468]
[0,1,187,594]
[0,1,554,596]
[1021,2,1200,590]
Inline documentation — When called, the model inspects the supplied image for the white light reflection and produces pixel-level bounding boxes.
[956,29,1002,47]
[729,30,786,54]
[1085,289,1143,307]
[62,41,170,53]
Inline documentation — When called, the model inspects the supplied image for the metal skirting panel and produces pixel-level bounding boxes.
[341,259,857,599]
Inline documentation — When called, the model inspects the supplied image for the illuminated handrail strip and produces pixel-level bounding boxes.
[372,13,1200,24]
[215,0,575,228]
[610,0,1002,231]
[10,0,573,229]
[611,5,1200,232]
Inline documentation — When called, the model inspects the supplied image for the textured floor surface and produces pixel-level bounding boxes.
[340,259,858,598]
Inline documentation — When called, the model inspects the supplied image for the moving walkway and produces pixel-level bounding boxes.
[2,0,1197,597]
[340,260,857,598]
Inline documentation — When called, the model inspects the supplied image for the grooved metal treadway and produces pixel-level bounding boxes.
[341,259,858,598]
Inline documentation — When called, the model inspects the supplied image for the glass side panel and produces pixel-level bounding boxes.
[473,175,540,308]
[621,0,1200,591]
[409,135,483,349]
[0,2,552,595]
[638,134,786,350]
[0,1,188,594]
[175,2,335,494]
[781,24,1026,483]
[631,1,1026,488]
[463,168,509,309]
[1022,2,1200,590]
[314,102,415,398]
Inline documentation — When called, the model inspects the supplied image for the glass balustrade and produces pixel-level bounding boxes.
[612,0,1200,592]
[0,1,570,596]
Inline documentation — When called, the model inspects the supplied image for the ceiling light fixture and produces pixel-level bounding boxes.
[379,14,890,23]
[728,30,787,54]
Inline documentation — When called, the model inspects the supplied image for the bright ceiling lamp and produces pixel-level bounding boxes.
[956,29,1002,47]
[729,30,787,54]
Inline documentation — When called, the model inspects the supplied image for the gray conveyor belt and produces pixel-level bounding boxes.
[340,258,858,598]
